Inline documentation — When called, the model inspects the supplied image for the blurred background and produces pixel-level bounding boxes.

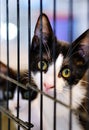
[0,0,88,70]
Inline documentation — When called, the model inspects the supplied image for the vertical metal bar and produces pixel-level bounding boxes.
[68,0,73,130]
[6,0,11,130]
[28,0,31,130]
[0,0,2,129]
[86,0,89,129]
[17,0,20,130]
[6,0,9,111]
[40,0,43,130]
[53,0,56,130]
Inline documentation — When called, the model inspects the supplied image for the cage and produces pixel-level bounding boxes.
[0,0,89,130]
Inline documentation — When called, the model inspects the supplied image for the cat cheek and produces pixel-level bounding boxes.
[32,72,41,89]
[56,78,64,93]
[9,101,16,114]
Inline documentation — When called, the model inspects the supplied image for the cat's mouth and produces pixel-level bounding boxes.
[44,86,54,93]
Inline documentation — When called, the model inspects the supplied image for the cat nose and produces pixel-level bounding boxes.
[44,83,54,91]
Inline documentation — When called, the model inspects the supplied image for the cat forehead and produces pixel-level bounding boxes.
[47,54,64,74]
[56,54,64,69]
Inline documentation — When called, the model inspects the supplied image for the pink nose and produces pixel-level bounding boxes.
[44,83,54,91]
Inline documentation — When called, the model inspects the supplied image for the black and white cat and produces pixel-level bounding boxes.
[1,13,89,130]
[8,85,39,130]
[0,62,39,130]
[30,13,89,130]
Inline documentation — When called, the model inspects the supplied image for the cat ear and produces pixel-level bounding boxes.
[34,13,53,37]
[31,13,54,51]
[72,29,89,64]
[0,61,16,80]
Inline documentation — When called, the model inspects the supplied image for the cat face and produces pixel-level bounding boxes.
[3,82,30,116]
[0,62,37,121]
[8,89,29,120]
[30,14,89,109]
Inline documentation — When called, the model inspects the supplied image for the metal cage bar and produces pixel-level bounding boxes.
[68,0,73,130]
[53,0,56,130]
[0,0,2,129]
[86,0,89,129]
[28,0,31,130]
[39,0,43,130]
[0,1,89,130]
[17,0,20,130]
[6,0,11,130]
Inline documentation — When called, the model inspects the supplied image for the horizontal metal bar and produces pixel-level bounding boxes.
[0,73,89,122]
[26,84,89,122]
[0,73,27,90]
[0,73,71,108]
[0,106,34,129]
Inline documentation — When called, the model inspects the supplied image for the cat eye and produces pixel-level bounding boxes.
[4,91,13,99]
[37,61,48,71]
[61,68,71,78]
[22,91,30,99]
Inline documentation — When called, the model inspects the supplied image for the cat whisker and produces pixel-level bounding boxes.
[83,95,89,100]
[55,88,69,97]
[52,88,64,95]
[75,100,88,113]
[80,79,89,85]
[66,41,89,58]
[66,41,80,58]
[66,42,89,59]
[68,51,80,60]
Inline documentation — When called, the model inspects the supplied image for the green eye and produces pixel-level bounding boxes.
[62,68,71,78]
[38,61,47,71]
[4,91,13,99]
[23,91,29,99]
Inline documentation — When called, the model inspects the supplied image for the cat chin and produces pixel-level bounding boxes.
[42,82,87,111]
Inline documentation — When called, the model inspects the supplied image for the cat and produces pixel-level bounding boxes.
[1,13,89,130]
[8,73,39,130]
[8,84,39,130]
[30,13,89,130]
[0,62,39,130]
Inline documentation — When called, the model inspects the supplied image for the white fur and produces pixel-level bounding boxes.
[31,54,85,130]
[9,54,86,130]
[9,90,40,130]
